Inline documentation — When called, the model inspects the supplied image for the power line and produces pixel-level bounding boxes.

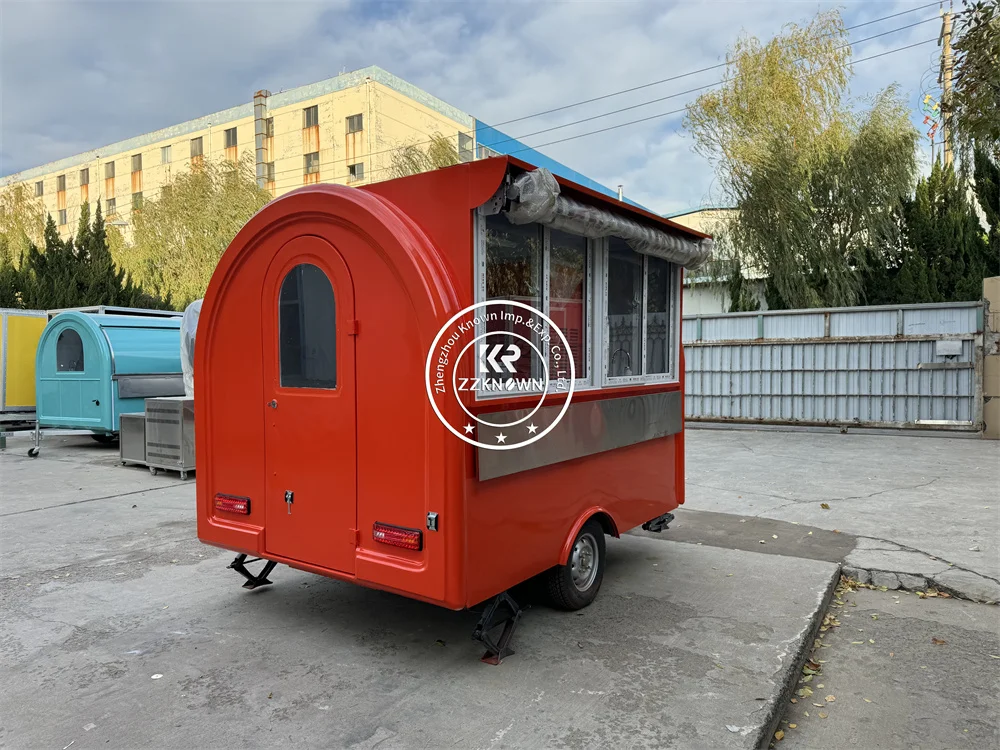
[262,20,939,184]
[492,0,942,129]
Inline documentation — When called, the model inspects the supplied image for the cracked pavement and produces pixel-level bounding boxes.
[682,428,1000,601]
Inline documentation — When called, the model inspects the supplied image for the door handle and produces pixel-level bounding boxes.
[285,490,294,514]
[92,399,100,406]
[268,399,278,409]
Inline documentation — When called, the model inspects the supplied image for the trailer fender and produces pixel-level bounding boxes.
[558,508,620,565]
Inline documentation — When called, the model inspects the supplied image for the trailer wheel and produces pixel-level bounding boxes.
[544,519,606,611]
[91,434,118,445]
[28,447,39,458]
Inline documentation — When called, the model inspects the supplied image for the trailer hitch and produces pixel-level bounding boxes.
[228,554,277,590]
[642,512,675,533]
[472,591,522,665]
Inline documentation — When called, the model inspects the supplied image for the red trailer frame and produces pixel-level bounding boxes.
[196,156,711,660]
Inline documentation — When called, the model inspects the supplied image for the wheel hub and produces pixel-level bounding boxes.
[570,533,599,592]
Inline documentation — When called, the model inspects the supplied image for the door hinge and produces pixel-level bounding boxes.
[350,528,360,547]
[347,320,360,336]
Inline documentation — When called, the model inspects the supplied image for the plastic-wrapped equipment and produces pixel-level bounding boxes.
[180,299,202,397]
[503,168,713,269]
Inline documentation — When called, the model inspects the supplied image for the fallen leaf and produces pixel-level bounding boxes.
[852,641,865,645]
[820,503,830,509]
[938,592,951,598]
[267,692,272,699]
[864,698,872,703]
[833,529,841,533]
[726,725,740,733]
[871,615,878,620]
[818,712,828,719]
[790,698,797,704]
[813,703,824,707]
[869,639,875,644]
[759,540,767,545]
[801,675,813,683]
[772,534,778,539]
[788,723,797,729]
[808,531,813,535]
[804,712,810,717]
[435,639,446,646]
[796,687,813,697]
[916,591,927,599]
[825,695,836,702]
[817,684,824,688]
[932,637,947,646]
[774,730,785,741]
[990,655,1000,659]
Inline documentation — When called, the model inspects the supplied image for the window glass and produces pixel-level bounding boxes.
[607,237,642,377]
[484,214,542,381]
[549,229,588,379]
[279,264,337,389]
[57,329,84,372]
[645,256,671,374]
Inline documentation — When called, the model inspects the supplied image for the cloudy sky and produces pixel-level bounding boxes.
[1,0,945,215]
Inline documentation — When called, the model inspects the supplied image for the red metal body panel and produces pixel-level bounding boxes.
[196,157,698,610]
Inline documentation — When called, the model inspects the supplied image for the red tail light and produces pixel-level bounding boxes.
[372,522,422,551]
[215,494,251,515]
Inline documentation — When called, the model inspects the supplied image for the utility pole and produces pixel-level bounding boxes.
[939,6,954,167]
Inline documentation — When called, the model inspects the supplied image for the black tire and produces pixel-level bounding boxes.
[28,447,39,458]
[91,434,118,445]
[543,519,606,611]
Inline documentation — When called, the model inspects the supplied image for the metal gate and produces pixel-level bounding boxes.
[683,302,984,431]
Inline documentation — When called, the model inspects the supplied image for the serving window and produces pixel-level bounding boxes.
[476,211,679,396]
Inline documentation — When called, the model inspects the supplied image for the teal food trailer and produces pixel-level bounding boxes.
[32,312,183,450]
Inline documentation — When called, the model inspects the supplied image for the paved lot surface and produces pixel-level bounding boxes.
[779,587,1000,750]
[684,429,1000,601]
[1,436,838,750]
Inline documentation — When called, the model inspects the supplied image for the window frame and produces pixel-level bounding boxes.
[347,162,364,182]
[224,127,238,149]
[105,162,115,179]
[601,237,680,386]
[190,137,203,158]
[474,210,595,398]
[304,152,320,175]
[34,181,44,197]
[131,153,142,173]
[346,114,363,134]
[58,209,68,226]
[56,328,85,372]
[56,175,66,192]
[132,192,143,211]
[278,263,338,390]
[79,167,90,184]
[473,211,681,398]
[106,197,117,216]
[161,145,172,165]
[303,105,319,129]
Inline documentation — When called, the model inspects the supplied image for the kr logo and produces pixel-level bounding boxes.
[478,344,521,374]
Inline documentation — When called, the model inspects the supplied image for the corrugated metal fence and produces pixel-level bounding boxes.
[683,302,985,431]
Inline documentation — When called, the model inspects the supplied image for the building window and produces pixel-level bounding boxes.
[132,192,143,210]
[105,162,115,179]
[190,137,203,158]
[279,263,337,389]
[58,209,67,226]
[161,145,172,164]
[264,162,275,182]
[346,114,363,133]
[459,132,474,163]
[303,105,319,129]
[56,175,66,192]
[264,117,274,137]
[477,144,500,160]
[224,127,237,148]
[79,168,89,184]
[35,181,43,197]
[106,198,116,215]
[131,154,142,172]
[304,152,320,175]
[606,237,675,380]
[57,329,85,372]
[347,162,364,182]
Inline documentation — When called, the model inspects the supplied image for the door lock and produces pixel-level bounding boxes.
[284,490,294,514]
[268,399,278,409]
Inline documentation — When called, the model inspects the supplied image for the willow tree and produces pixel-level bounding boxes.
[122,153,271,306]
[388,132,460,179]
[684,9,919,309]
[0,183,45,267]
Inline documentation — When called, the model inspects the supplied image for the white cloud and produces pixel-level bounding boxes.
[0,0,942,212]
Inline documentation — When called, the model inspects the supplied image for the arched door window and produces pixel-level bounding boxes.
[56,329,85,372]
[279,263,337,389]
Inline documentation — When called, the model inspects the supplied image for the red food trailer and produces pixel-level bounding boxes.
[196,156,712,662]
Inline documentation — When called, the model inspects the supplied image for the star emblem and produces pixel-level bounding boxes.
[495,433,507,444]
[463,423,476,434]
[526,423,538,434]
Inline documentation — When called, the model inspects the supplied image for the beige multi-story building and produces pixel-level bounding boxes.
[1,66,494,238]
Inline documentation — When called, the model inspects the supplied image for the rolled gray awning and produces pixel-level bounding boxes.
[502,168,712,269]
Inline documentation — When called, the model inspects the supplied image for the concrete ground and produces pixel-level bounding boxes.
[681,428,1000,602]
[779,586,1000,750]
[1,428,997,749]
[1,435,836,750]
